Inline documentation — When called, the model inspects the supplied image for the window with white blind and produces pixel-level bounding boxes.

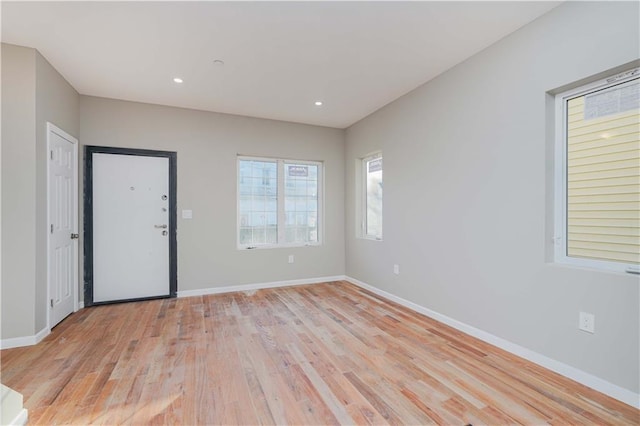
[238,156,322,249]
[555,68,639,273]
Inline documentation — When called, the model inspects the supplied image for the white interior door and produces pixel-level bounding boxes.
[92,153,170,302]
[48,123,78,328]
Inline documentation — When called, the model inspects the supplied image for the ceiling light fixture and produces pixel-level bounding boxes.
[173,77,183,83]
[314,101,323,106]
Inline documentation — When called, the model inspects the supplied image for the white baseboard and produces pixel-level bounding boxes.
[178,275,345,298]
[34,327,49,344]
[1,385,27,426]
[78,301,84,309]
[346,276,640,409]
[0,327,50,350]
[9,409,28,426]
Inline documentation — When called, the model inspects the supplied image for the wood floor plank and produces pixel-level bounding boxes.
[1,281,637,425]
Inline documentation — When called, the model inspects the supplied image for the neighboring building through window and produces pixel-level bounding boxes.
[238,156,321,248]
[555,68,639,273]
[363,153,383,240]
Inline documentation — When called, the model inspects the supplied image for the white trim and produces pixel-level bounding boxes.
[177,275,345,298]
[345,276,640,409]
[0,327,50,350]
[46,122,80,333]
[78,301,85,309]
[8,409,28,426]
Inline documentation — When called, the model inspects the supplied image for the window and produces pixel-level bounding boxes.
[238,156,322,249]
[363,153,383,240]
[555,68,639,273]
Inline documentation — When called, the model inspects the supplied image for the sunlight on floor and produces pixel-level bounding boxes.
[78,392,181,424]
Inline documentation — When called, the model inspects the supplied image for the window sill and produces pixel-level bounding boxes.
[238,243,321,251]
[358,236,383,242]
[548,259,639,277]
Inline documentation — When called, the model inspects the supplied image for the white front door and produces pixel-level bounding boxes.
[48,123,78,328]
[92,152,171,302]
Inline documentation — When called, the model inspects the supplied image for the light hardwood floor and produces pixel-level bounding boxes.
[1,281,638,425]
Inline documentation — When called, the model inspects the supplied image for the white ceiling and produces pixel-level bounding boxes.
[2,1,560,129]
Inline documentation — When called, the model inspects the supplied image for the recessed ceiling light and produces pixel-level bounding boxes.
[314,101,323,106]
[173,77,183,83]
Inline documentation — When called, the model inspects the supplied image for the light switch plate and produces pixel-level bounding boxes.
[182,209,193,219]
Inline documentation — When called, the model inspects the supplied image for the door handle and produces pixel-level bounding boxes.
[70,233,79,239]
[154,224,168,229]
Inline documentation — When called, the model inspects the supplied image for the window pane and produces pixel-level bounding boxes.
[566,79,639,265]
[284,163,319,244]
[266,226,277,244]
[238,159,278,246]
[365,156,383,239]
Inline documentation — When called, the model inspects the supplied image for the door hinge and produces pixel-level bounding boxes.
[50,150,54,160]
[50,299,54,308]
[51,224,54,234]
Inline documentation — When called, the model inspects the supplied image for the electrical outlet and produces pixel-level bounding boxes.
[393,264,400,275]
[579,312,595,334]
[288,255,294,264]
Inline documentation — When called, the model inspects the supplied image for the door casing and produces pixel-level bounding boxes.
[83,146,177,306]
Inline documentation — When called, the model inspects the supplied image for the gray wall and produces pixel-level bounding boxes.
[345,1,639,394]
[1,45,79,339]
[79,96,345,294]
[1,44,37,339]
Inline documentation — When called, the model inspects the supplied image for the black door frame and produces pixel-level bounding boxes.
[84,145,178,306]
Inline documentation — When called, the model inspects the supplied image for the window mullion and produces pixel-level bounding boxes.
[362,158,367,237]
[277,160,286,244]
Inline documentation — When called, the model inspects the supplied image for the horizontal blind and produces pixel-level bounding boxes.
[566,79,640,264]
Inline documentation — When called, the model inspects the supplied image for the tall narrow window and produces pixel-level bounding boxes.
[238,156,322,249]
[555,68,639,273]
[364,153,383,240]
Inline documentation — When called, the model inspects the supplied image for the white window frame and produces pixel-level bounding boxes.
[362,152,383,241]
[554,67,639,274]
[237,155,323,250]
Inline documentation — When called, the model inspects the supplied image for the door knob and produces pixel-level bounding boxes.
[154,224,168,229]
